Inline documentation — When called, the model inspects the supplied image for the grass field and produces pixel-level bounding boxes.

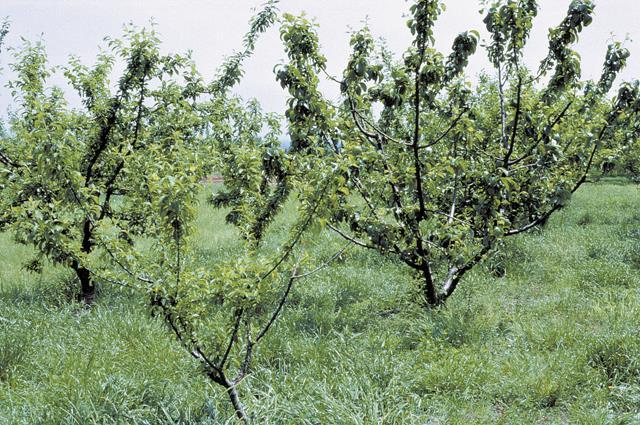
[0,181,639,424]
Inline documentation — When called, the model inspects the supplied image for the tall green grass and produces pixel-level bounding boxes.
[0,181,639,424]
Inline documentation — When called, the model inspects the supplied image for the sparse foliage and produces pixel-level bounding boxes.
[277,0,639,306]
[79,2,346,422]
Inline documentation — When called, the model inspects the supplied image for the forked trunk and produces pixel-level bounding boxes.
[208,370,249,423]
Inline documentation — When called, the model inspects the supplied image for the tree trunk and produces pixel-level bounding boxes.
[420,268,439,307]
[209,370,250,424]
[423,286,439,306]
[73,262,95,305]
[226,384,249,424]
[76,218,96,304]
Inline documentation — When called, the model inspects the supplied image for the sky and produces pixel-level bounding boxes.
[1,0,639,116]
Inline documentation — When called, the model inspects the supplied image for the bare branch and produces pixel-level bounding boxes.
[292,241,351,280]
[327,223,376,250]
[220,308,244,369]
[255,265,299,343]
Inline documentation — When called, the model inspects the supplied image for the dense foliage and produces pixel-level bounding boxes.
[598,80,640,179]
[0,27,221,303]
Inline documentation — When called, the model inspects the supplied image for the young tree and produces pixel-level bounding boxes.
[100,93,344,424]
[76,3,345,421]
[113,169,339,422]
[276,0,639,307]
[0,27,219,303]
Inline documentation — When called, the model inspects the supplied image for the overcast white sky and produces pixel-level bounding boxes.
[1,0,639,116]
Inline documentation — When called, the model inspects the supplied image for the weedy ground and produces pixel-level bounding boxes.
[0,180,639,424]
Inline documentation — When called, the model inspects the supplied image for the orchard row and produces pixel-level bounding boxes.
[0,1,638,421]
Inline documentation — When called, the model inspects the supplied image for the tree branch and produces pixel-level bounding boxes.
[504,75,523,165]
[418,108,469,150]
[509,100,573,166]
